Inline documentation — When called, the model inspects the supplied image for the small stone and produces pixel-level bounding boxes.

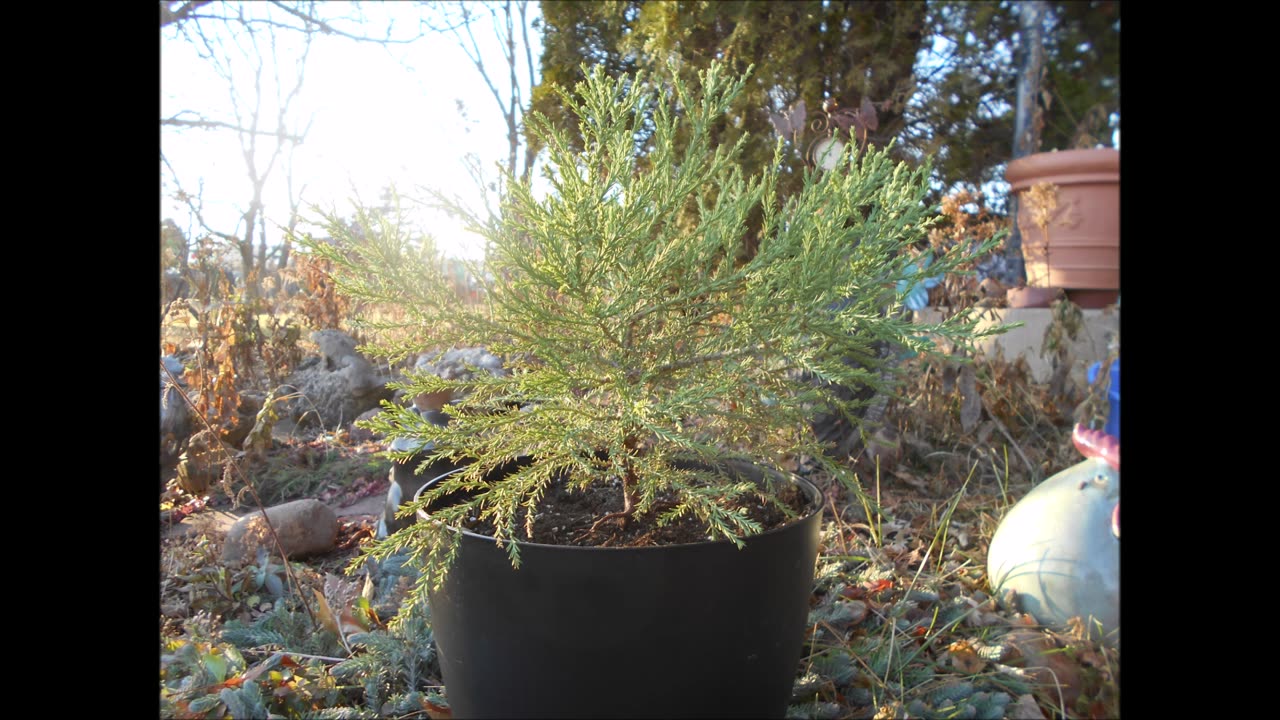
[862,426,902,473]
[348,408,384,444]
[844,599,869,625]
[223,499,338,564]
[1007,694,1045,720]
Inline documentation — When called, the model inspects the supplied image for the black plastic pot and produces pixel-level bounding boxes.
[415,459,823,719]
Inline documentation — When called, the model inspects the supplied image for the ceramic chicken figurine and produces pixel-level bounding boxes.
[986,425,1119,645]
[377,348,506,539]
[377,408,458,539]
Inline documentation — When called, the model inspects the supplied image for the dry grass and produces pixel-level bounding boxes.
[159,339,1119,719]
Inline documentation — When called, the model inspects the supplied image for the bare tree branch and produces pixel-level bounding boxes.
[277,145,309,271]
[458,5,510,128]
[266,0,425,44]
[430,0,537,188]
[519,0,536,183]
[161,1,213,28]
[165,0,425,44]
[162,151,240,244]
[162,114,306,142]
[163,1,316,299]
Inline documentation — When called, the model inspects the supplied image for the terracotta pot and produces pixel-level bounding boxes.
[1005,286,1117,310]
[1006,148,1119,291]
[1064,288,1119,309]
[1005,285,1061,309]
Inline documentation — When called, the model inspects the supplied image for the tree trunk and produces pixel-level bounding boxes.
[240,204,258,301]
[1007,0,1048,285]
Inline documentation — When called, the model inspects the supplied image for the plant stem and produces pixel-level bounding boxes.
[587,435,641,534]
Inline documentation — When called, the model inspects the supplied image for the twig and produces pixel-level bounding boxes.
[162,114,306,142]
[979,395,1038,483]
[238,649,349,664]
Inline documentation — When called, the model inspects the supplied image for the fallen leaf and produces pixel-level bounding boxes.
[839,585,866,601]
[422,696,453,719]
[340,605,369,636]
[891,468,930,492]
[1003,629,1083,709]
[844,600,869,625]
[312,589,340,636]
[948,640,986,674]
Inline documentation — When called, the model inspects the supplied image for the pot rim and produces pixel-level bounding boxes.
[1005,147,1119,188]
[413,460,824,551]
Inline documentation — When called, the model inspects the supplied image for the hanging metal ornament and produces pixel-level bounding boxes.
[810,135,847,172]
[805,97,881,171]
[768,95,888,171]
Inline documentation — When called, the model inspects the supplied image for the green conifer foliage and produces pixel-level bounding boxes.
[303,61,1000,594]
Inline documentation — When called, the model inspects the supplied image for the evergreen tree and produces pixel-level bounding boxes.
[533,1,928,208]
[304,61,1003,594]
[532,1,1119,212]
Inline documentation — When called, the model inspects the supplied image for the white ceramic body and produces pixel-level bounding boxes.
[987,456,1119,643]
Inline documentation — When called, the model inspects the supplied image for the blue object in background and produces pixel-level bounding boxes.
[1086,358,1120,440]
[897,253,943,312]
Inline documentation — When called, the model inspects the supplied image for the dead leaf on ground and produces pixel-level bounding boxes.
[948,639,987,674]
[1003,629,1083,710]
[891,468,930,492]
[422,696,453,719]
[312,588,340,637]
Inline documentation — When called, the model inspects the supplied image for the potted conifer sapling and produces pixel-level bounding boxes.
[305,62,1002,718]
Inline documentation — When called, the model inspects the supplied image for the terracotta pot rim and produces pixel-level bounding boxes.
[1006,147,1119,188]
[1005,286,1062,308]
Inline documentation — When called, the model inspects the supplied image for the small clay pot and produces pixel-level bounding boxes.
[1005,286,1062,308]
[1065,288,1119,309]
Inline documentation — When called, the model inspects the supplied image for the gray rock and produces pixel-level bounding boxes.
[222,499,338,564]
[278,331,394,430]
[348,408,385,444]
[311,329,381,392]
[414,347,506,381]
[161,354,193,462]
[161,382,192,442]
[311,329,361,370]
[283,365,393,430]
[161,355,186,380]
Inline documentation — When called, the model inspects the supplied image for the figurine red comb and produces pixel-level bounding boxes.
[1073,424,1118,470]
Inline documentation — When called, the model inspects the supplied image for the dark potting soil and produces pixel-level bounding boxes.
[456,474,812,548]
